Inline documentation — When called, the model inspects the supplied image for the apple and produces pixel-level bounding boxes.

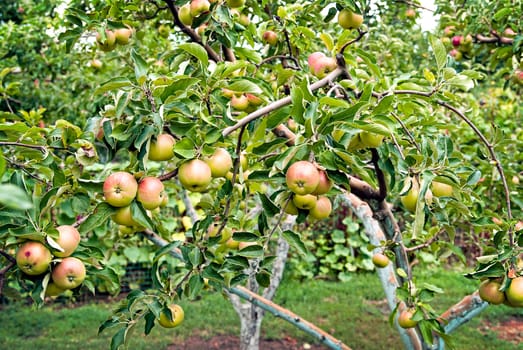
[405,8,416,18]
[231,94,250,111]
[307,52,337,78]
[398,309,418,328]
[293,194,317,210]
[227,0,245,7]
[400,178,419,213]
[238,241,258,250]
[308,196,332,220]
[103,171,138,207]
[190,0,210,17]
[208,225,232,244]
[238,13,250,26]
[111,205,138,226]
[16,241,52,276]
[53,225,81,258]
[158,24,170,38]
[206,148,233,178]
[96,30,116,52]
[452,35,463,47]
[245,93,263,106]
[225,237,240,249]
[90,59,102,69]
[149,133,176,161]
[262,30,278,45]
[283,199,299,215]
[338,9,363,30]
[443,26,455,37]
[136,176,165,210]
[222,88,235,98]
[449,49,462,61]
[45,282,65,297]
[114,27,132,45]
[118,225,135,237]
[359,131,384,148]
[372,253,389,268]
[506,276,523,307]
[158,304,185,328]
[179,3,193,26]
[431,181,453,197]
[478,279,505,305]
[286,160,320,195]
[512,69,523,85]
[178,159,212,192]
[504,27,517,38]
[51,257,86,290]
[312,169,332,195]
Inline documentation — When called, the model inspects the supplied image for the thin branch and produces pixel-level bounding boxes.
[256,55,300,70]
[390,111,420,152]
[222,68,345,137]
[0,141,47,153]
[0,250,16,297]
[370,149,387,201]
[475,33,514,45]
[405,229,442,252]
[339,29,368,55]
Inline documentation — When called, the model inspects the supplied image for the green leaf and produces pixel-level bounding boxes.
[95,77,133,94]
[79,202,115,234]
[227,80,262,94]
[110,327,126,350]
[144,311,156,335]
[282,230,307,255]
[179,43,209,68]
[0,184,33,210]
[131,49,148,83]
[232,231,259,242]
[173,138,196,159]
[130,202,154,230]
[98,317,120,335]
[258,193,280,217]
[237,245,264,258]
[429,35,447,71]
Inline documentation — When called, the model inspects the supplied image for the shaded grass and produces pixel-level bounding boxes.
[1,268,522,349]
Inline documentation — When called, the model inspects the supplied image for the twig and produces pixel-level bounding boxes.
[0,141,48,153]
[370,149,387,201]
[339,29,368,55]
[0,250,16,297]
[405,229,442,252]
[222,68,345,137]
[256,55,300,70]
[476,33,514,45]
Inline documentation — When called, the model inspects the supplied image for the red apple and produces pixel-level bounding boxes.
[53,225,81,258]
[178,159,212,192]
[103,171,138,207]
[137,176,165,210]
[312,170,332,195]
[308,196,332,220]
[262,30,278,45]
[149,133,176,161]
[114,27,132,45]
[452,35,463,47]
[51,257,86,290]
[286,161,320,195]
[16,241,52,276]
[206,148,233,178]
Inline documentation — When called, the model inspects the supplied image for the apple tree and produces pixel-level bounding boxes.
[0,1,522,350]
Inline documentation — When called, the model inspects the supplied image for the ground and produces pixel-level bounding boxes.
[167,335,328,350]
[481,316,523,346]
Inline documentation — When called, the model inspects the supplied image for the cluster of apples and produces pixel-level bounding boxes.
[95,26,133,52]
[400,177,454,213]
[15,225,86,296]
[478,277,523,308]
[222,88,264,112]
[441,26,473,61]
[284,160,333,220]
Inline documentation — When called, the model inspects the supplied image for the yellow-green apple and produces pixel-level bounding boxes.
[45,282,65,297]
[208,224,232,244]
[231,94,250,111]
[283,199,299,215]
[400,178,419,212]
[51,257,86,290]
[190,0,210,17]
[179,3,193,26]
[227,0,245,7]
[443,26,455,37]
[286,160,320,195]
[111,205,138,226]
[90,59,102,69]
[53,225,81,258]
[449,49,463,61]
[338,9,363,29]
[506,277,523,307]
[206,148,233,177]
[16,241,52,275]
[158,304,185,328]
[359,131,384,148]
[478,279,505,305]
[262,30,278,45]
[308,196,332,219]
[149,133,176,161]
[178,159,212,192]
[225,237,240,249]
[158,24,170,38]
[222,88,235,98]
[293,194,317,210]
[431,181,453,197]
[398,309,418,328]
[372,252,390,268]
[103,171,138,207]
[312,169,332,195]
[245,93,263,106]
[137,176,165,210]
[238,241,258,250]
[96,29,116,52]
[114,27,132,45]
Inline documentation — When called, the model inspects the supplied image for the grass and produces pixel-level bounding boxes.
[1,267,522,350]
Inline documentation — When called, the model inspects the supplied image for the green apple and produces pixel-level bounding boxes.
[338,9,363,30]
[431,181,453,197]
[293,194,317,210]
[231,94,250,111]
[398,309,418,328]
[308,196,331,220]
[149,133,176,161]
[206,148,233,177]
[190,0,210,17]
[179,3,193,26]
[111,205,138,226]
[372,253,390,268]
[158,304,184,328]
[178,159,212,192]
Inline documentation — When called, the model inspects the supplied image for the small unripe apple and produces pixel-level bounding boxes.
[158,304,185,328]
[338,9,363,30]
[179,3,193,26]
[405,8,416,18]
[158,24,170,38]
[262,30,278,45]
[231,94,250,111]
[90,59,103,69]
[398,309,418,328]
[114,27,132,45]
[443,26,455,37]
[372,253,390,268]
[400,178,419,213]
[96,30,116,52]
[190,0,210,17]
[449,49,462,61]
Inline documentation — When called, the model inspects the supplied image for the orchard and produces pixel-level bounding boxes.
[0,1,522,350]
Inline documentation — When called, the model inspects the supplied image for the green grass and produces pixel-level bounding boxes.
[1,268,522,350]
